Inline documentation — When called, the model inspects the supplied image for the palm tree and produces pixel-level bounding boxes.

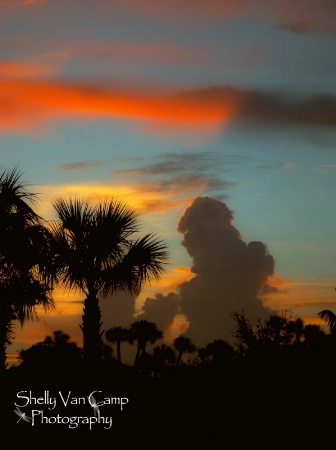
[206,339,236,364]
[303,324,326,348]
[105,326,133,364]
[49,197,168,364]
[130,319,163,366]
[318,309,336,334]
[173,335,196,366]
[286,317,305,345]
[0,168,55,370]
[151,344,176,378]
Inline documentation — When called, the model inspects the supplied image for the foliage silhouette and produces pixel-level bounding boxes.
[18,330,82,369]
[151,343,176,378]
[48,197,168,364]
[205,339,236,364]
[318,309,336,334]
[105,326,133,364]
[173,335,196,366]
[229,309,335,366]
[0,168,55,371]
[130,319,163,367]
[4,309,336,448]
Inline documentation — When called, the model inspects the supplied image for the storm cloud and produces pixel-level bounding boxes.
[177,196,275,345]
[139,196,277,347]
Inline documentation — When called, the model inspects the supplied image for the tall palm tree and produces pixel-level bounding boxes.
[130,319,163,366]
[49,197,168,364]
[173,335,196,366]
[0,167,55,370]
[105,326,133,364]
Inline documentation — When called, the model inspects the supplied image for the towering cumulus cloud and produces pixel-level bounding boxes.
[177,196,274,346]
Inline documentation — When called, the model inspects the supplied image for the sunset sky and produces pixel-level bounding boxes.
[1,0,336,363]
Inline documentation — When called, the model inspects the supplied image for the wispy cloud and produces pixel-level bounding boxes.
[113,152,236,200]
[116,0,336,34]
[58,160,104,171]
[2,0,334,36]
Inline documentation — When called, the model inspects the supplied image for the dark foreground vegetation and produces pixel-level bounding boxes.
[2,309,336,449]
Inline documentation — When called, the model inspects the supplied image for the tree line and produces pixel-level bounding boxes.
[15,307,336,379]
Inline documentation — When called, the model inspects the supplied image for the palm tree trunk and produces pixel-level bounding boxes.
[176,350,183,367]
[134,344,141,367]
[81,295,103,364]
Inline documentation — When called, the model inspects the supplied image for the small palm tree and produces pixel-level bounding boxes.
[286,317,305,345]
[173,335,196,366]
[130,320,163,366]
[152,344,176,378]
[105,326,133,364]
[0,168,55,370]
[49,197,168,364]
[303,324,326,347]
[206,339,236,364]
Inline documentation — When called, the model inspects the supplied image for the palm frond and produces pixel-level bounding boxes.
[318,309,336,325]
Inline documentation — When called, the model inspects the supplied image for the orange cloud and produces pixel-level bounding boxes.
[267,273,291,288]
[262,279,336,330]
[0,60,61,78]
[164,313,189,344]
[0,78,241,135]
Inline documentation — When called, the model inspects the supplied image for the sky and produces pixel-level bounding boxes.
[1,0,336,364]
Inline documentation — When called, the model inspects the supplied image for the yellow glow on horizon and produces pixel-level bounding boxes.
[263,278,336,331]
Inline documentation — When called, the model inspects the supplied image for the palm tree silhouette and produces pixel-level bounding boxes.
[105,326,133,364]
[49,197,168,364]
[0,168,55,370]
[43,330,74,347]
[205,339,236,364]
[173,335,196,366]
[130,320,163,366]
[318,309,336,334]
[285,317,305,345]
[151,344,176,378]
